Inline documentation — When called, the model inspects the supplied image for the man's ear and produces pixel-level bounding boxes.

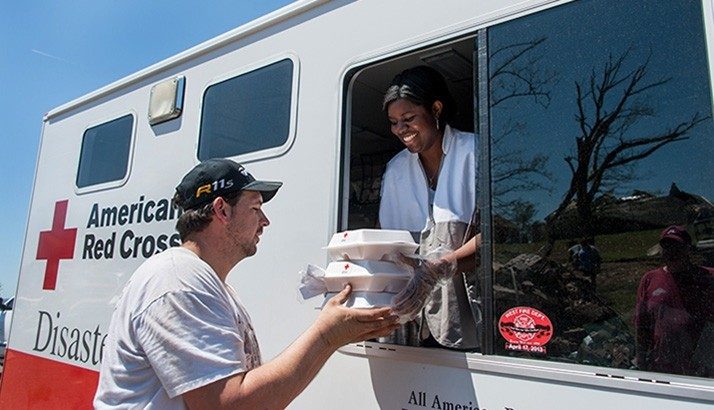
[212,197,231,224]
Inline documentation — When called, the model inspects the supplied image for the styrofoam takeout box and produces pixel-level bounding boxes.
[328,229,415,246]
[322,291,396,308]
[325,229,418,261]
[323,260,411,293]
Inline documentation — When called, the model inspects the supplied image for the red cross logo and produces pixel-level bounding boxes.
[36,200,77,290]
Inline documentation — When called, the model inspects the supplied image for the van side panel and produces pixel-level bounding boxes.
[0,350,97,409]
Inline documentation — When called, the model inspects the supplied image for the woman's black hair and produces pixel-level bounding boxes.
[383,65,456,128]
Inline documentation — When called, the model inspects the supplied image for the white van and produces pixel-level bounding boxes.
[1,0,713,408]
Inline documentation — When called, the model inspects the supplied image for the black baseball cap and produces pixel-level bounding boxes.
[175,159,282,210]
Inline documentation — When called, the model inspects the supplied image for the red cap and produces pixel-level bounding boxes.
[659,225,692,245]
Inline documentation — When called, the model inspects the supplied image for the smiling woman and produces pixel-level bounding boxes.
[386,99,442,184]
[378,65,481,350]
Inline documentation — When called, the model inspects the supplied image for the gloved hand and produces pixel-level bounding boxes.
[386,250,457,322]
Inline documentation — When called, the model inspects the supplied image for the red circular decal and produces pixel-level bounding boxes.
[498,306,553,346]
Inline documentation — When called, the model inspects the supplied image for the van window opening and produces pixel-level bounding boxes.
[342,0,714,383]
[343,35,481,350]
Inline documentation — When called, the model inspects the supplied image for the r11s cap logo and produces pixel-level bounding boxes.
[195,178,234,198]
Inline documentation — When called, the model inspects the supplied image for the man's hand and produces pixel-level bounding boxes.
[313,284,400,349]
[184,285,399,410]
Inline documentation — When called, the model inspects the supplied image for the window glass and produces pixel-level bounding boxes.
[488,0,714,378]
[76,114,134,188]
[198,59,293,160]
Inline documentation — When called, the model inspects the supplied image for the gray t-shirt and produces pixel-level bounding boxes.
[94,247,261,409]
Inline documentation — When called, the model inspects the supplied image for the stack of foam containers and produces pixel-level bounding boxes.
[322,229,418,308]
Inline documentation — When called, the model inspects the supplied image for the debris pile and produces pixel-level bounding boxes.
[493,253,635,369]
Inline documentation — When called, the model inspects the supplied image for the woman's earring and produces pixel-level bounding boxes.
[435,116,440,130]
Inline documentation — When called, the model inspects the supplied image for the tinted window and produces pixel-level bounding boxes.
[76,114,134,188]
[198,59,294,160]
[488,0,714,378]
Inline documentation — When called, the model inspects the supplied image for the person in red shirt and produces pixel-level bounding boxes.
[635,225,714,377]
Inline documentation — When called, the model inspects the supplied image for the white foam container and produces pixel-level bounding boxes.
[327,229,415,246]
[323,260,411,293]
[325,229,418,261]
[322,291,396,308]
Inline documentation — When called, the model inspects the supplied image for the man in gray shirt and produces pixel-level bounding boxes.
[95,159,400,409]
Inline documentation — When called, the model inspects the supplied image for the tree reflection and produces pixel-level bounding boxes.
[490,37,556,221]
[545,48,708,243]
[488,2,714,374]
